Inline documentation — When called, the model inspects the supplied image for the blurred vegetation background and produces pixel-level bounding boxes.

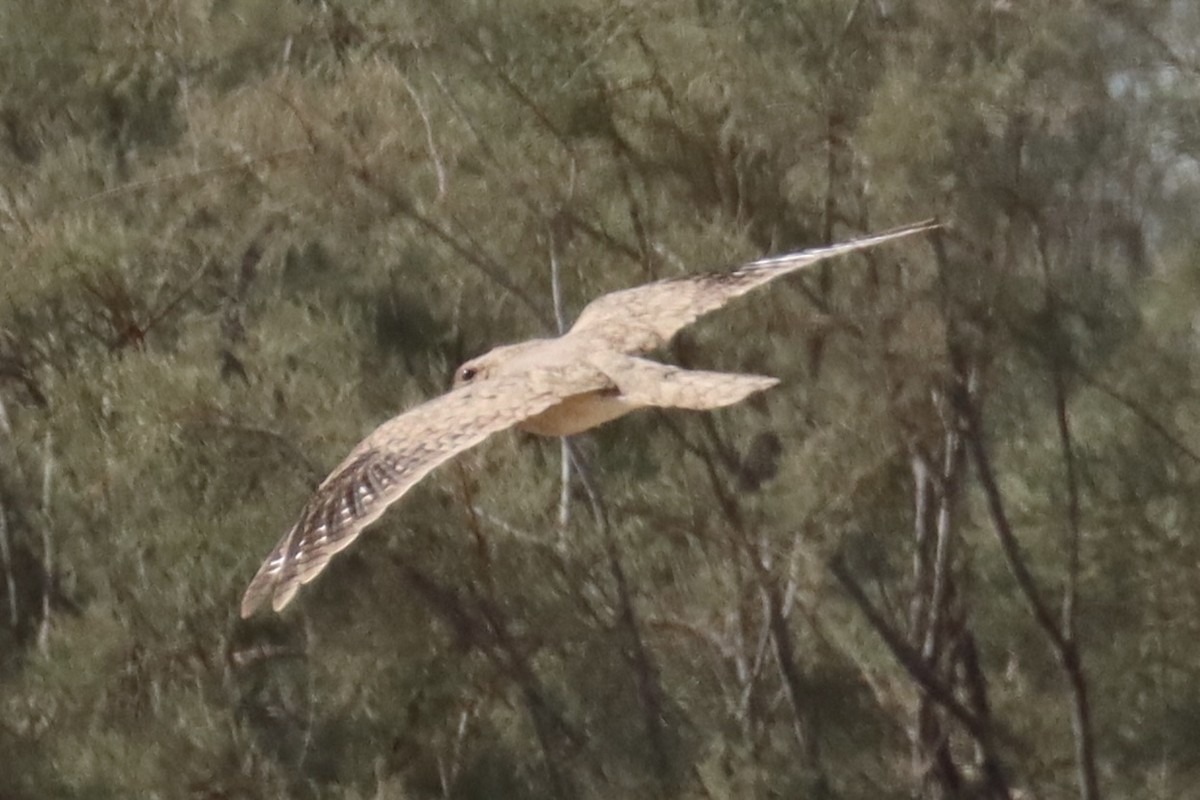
[2,1,1199,798]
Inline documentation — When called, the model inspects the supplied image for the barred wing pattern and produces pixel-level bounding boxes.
[567,220,937,354]
[240,364,610,616]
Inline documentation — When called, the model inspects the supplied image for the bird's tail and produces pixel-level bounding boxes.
[600,355,779,410]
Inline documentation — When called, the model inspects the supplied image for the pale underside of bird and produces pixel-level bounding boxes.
[240,220,937,616]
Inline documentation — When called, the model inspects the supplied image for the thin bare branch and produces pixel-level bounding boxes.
[397,72,448,203]
[0,502,16,629]
[828,553,1007,752]
[565,440,673,787]
[36,432,53,654]
[70,147,313,209]
[934,227,1101,800]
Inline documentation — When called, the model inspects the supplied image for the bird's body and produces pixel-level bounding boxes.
[240,220,937,616]
[517,388,631,436]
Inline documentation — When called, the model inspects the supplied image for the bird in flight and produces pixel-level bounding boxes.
[241,220,937,616]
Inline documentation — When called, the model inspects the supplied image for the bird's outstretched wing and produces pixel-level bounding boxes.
[567,220,937,354]
[240,363,610,616]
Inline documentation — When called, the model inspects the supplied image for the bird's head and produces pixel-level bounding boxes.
[451,339,556,389]
[452,356,489,388]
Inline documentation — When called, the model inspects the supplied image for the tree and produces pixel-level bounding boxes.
[1,1,1198,798]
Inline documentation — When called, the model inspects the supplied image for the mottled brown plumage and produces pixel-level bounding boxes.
[241,220,936,616]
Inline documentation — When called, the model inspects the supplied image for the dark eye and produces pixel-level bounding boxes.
[459,366,477,382]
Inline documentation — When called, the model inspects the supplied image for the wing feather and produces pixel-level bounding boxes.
[240,364,609,616]
[568,220,936,354]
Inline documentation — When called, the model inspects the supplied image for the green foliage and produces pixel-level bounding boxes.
[1,0,1198,798]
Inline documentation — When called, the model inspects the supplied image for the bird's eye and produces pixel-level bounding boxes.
[459,366,478,382]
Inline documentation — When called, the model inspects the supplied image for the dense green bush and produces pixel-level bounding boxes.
[1,1,1198,798]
